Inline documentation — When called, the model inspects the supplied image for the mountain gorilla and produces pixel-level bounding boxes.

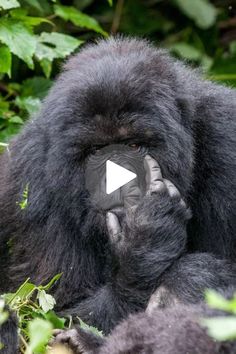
[0,37,236,353]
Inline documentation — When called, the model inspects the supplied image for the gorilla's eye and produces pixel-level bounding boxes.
[129,143,139,149]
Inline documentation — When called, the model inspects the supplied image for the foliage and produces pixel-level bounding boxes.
[203,289,236,341]
[0,299,9,350]
[0,0,107,142]
[79,318,103,338]
[0,0,235,143]
[17,183,29,210]
[0,275,104,353]
[2,275,64,353]
[0,1,236,350]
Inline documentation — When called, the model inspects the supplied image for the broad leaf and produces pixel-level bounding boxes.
[41,273,62,291]
[15,96,41,116]
[37,290,56,313]
[35,32,83,77]
[54,5,107,35]
[26,318,53,354]
[170,42,202,60]
[37,32,83,59]
[202,317,236,341]
[4,278,35,304]
[0,18,37,68]
[10,8,53,27]
[0,0,19,10]
[39,58,52,78]
[43,310,65,329]
[21,77,52,99]
[0,45,11,76]
[21,0,44,13]
[0,299,9,326]
[175,0,217,29]
[9,116,24,124]
[205,289,236,314]
[79,318,103,338]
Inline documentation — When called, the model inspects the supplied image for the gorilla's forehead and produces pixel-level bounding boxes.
[47,39,180,146]
[59,66,176,143]
[58,40,177,122]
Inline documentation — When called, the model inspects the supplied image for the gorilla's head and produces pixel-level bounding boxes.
[13,38,194,231]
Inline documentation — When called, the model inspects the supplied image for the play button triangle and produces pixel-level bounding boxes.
[106,160,137,194]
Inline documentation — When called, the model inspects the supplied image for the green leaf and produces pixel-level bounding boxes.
[43,310,65,329]
[79,318,103,338]
[40,58,52,78]
[37,290,56,313]
[230,41,236,55]
[35,32,83,72]
[0,0,20,10]
[41,273,62,291]
[175,0,217,29]
[0,45,11,76]
[202,317,236,341]
[5,278,34,304]
[21,0,44,13]
[26,318,53,354]
[107,0,113,5]
[0,142,8,147]
[54,5,107,36]
[201,55,213,71]
[0,122,22,141]
[10,8,53,27]
[21,77,52,99]
[210,57,236,87]
[9,115,24,124]
[15,96,41,116]
[205,289,236,314]
[0,18,37,68]
[0,299,9,326]
[170,42,202,60]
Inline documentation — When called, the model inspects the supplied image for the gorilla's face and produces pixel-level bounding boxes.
[41,40,194,222]
[85,144,147,211]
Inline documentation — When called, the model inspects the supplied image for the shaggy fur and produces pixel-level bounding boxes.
[55,302,236,354]
[0,37,236,352]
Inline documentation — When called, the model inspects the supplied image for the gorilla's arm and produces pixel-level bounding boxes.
[53,305,231,354]
[53,257,236,354]
[59,157,189,333]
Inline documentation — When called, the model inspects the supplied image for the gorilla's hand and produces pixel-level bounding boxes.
[107,155,191,288]
[59,156,192,333]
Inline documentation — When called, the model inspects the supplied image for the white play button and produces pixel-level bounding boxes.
[106,160,137,194]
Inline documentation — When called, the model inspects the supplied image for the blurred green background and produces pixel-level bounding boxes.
[0,0,235,143]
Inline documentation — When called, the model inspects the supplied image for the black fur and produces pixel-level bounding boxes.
[0,37,236,351]
[0,307,18,354]
[58,301,236,354]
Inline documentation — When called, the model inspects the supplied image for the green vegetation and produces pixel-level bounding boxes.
[0,275,102,353]
[0,0,236,352]
[1,275,64,353]
[204,289,236,341]
[0,0,235,143]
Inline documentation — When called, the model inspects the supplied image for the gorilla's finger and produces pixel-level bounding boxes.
[163,179,181,199]
[144,155,163,194]
[180,199,187,209]
[52,329,64,336]
[106,212,122,239]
